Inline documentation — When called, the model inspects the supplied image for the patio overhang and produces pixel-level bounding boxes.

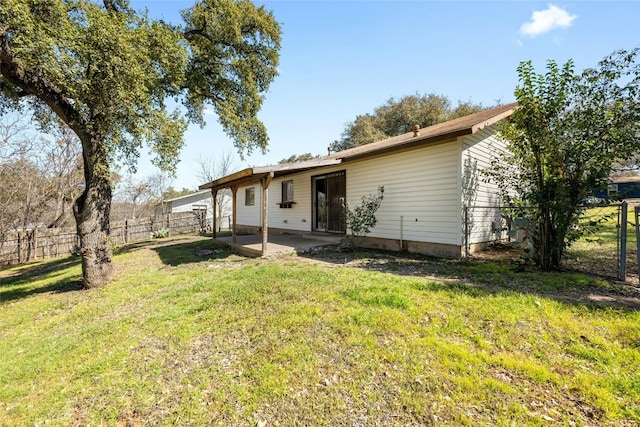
[198,158,343,193]
[198,158,343,257]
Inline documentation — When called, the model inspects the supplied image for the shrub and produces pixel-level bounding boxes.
[151,228,169,239]
[343,186,384,249]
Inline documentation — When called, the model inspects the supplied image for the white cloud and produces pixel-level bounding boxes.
[520,4,578,37]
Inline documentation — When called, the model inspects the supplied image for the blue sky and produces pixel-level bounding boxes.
[129,0,640,190]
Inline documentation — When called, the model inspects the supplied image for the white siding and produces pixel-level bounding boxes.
[233,127,507,249]
[345,140,460,245]
[267,174,314,231]
[461,125,508,245]
[236,184,263,226]
[169,192,214,220]
[233,140,461,245]
[238,165,347,232]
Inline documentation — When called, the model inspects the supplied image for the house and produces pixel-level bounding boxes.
[164,189,232,231]
[593,175,640,200]
[199,103,517,257]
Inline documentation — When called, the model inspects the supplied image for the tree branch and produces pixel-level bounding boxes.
[0,34,90,143]
[103,0,119,13]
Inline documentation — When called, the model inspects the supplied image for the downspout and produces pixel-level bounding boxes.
[464,206,469,258]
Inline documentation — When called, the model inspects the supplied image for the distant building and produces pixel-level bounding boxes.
[164,190,232,231]
[593,176,640,200]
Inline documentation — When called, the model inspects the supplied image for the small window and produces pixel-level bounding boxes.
[282,180,294,203]
[279,180,295,208]
[608,184,619,197]
[245,187,255,206]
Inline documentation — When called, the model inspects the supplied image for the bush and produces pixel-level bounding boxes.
[343,186,384,249]
[151,228,169,239]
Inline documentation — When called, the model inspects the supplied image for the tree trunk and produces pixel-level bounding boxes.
[73,135,114,289]
[534,209,563,270]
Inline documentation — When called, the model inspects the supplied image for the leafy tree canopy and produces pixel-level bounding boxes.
[278,153,317,164]
[0,0,281,287]
[330,93,487,152]
[488,48,640,269]
[0,0,280,169]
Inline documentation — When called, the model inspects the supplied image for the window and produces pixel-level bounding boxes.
[279,180,295,208]
[245,187,255,206]
[282,180,294,203]
[608,184,619,197]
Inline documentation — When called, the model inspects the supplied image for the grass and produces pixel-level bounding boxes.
[1,236,639,426]
[565,203,639,279]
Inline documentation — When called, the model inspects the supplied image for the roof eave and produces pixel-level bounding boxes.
[337,128,473,162]
[470,108,514,133]
[199,167,256,191]
[198,158,343,191]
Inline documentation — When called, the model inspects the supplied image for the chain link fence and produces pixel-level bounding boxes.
[464,203,638,283]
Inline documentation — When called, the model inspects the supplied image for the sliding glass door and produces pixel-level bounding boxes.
[312,170,346,233]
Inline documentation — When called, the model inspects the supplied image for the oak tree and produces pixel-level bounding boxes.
[0,0,281,287]
[331,93,486,151]
[278,153,317,164]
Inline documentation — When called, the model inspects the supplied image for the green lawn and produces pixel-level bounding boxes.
[1,236,638,426]
[565,203,638,280]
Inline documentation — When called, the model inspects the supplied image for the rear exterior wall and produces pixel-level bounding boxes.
[345,138,461,247]
[460,125,508,246]
[234,138,462,249]
[233,129,504,255]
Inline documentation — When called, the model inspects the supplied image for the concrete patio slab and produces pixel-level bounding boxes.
[213,233,343,257]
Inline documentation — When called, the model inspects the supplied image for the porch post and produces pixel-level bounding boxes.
[211,189,218,239]
[231,185,238,245]
[261,173,273,256]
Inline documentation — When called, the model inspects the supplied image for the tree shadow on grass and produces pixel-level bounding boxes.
[113,236,203,257]
[0,256,83,304]
[149,238,240,267]
[299,246,640,312]
[0,256,80,281]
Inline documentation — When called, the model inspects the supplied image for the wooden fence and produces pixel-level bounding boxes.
[0,211,207,266]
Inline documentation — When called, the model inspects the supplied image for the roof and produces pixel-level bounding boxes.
[328,102,517,161]
[199,103,517,192]
[611,175,640,184]
[164,189,210,203]
[199,158,343,191]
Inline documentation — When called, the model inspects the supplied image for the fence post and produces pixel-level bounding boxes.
[17,231,23,264]
[619,201,628,281]
[25,230,31,262]
[32,229,38,261]
[636,206,640,280]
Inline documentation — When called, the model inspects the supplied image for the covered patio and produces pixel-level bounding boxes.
[213,233,342,257]
[199,158,343,257]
